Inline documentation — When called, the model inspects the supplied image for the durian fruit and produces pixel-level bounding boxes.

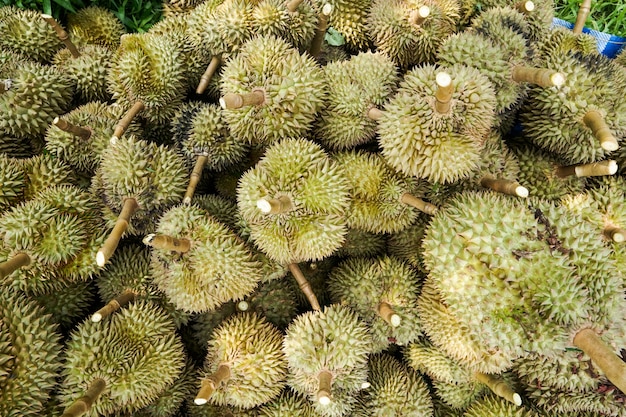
[0,154,24,211]
[352,353,433,417]
[190,301,239,362]
[0,290,63,417]
[67,6,125,49]
[194,313,287,408]
[315,51,398,150]
[313,0,371,50]
[616,46,626,67]
[366,0,460,69]
[252,0,318,49]
[283,304,372,413]
[236,276,298,329]
[0,8,63,63]
[335,228,386,258]
[328,256,423,352]
[476,0,554,42]
[31,280,95,330]
[462,394,538,417]
[95,135,188,267]
[59,301,186,417]
[535,25,598,60]
[387,213,430,273]
[257,389,320,417]
[469,6,534,61]
[220,35,326,145]
[18,153,77,201]
[377,64,497,183]
[145,204,263,313]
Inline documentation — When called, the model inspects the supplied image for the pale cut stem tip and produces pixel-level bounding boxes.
[257,199,272,213]
[110,136,118,145]
[194,398,208,406]
[91,313,103,322]
[322,3,332,15]
[143,234,156,245]
[614,232,626,243]
[390,314,401,327]
[96,251,107,267]
[435,71,454,114]
[436,71,452,88]
[513,393,523,406]
[319,395,332,405]
[515,186,529,198]
[551,72,566,87]
[517,0,535,12]
[604,225,626,243]
[367,106,384,121]
[409,6,430,25]
[361,381,371,389]
[183,197,192,204]
[237,300,249,311]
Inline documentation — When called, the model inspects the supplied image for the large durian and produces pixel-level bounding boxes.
[477,0,554,42]
[67,6,125,48]
[0,8,62,62]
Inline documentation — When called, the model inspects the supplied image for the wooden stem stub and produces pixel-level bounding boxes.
[220,90,266,109]
[196,56,221,95]
[555,160,618,178]
[257,195,294,214]
[53,117,93,141]
[583,110,619,151]
[400,193,438,215]
[474,372,522,406]
[143,233,192,253]
[42,14,80,58]
[408,6,430,25]
[377,301,401,327]
[573,0,592,34]
[286,0,305,13]
[511,66,565,87]
[97,198,139,267]
[317,370,333,405]
[309,4,332,57]
[0,252,31,279]
[480,175,529,198]
[195,364,232,405]
[184,154,209,204]
[91,290,136,322]
[515,1,535,13]
[367,106,384,121]
[289,263,321,311]
[61,378,106,417]
[604,225,626,243]
[435,72,453,114]
[112,101,144,140]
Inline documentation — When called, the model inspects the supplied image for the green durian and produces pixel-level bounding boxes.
[477,0,554,42]
[67,6,125,48]
[535,25,598,60]
[238,276,298,329]
[257,389,320,417]
[162,0,205,16]
[31,280,95,330]
[470,6,534,61]
[0,48,32,77]
[335,228,386,258]
[387,213,430,273]
[0,8,62,62]
[195,313,287,409]
[191,302,239,361]
[252,0,318,49]
[432,378,485,410]
[20,154,77,200]
[462,394,538,417]
[0,154,24,211]
[52,44,112,103]
[314,0,371,50]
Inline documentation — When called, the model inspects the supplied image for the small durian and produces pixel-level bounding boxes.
[252,0,318,49]
[535,24,598,59]
[67,6,126,49]
[0,8,62,62]
[314,0,371,50]
[194,313,287,408]
[52,43,112,103]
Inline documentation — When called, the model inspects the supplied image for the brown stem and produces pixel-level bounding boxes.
[573,0,592,34]
[0,252,31,279]
[289,263,321,311]
[220,90,266,109]
[480,174,529,198]
[61,378,106,417]
[474,372,522,406]
[91,290,136,322]
[0,79,10,93]
[42,14,80,58]
[309,4,332,57]
[317,370,333,405]
[52,117,93,141]
[555,160,618,178]
[511,66,565,87]
[573,327,626,395]
[583,110,618,151]
[604,225,626,243]
[112,101,145,140]
[434,72,453,114]
[400,193,438,215]
[184,154,208,204]
[408,6,430,25]
[256,195,294,214]
[143,233,192,253]
[367,106,384,121]
[195,364,231,405]
[97,198,139,267]
[515,1,535,13]
[196,56,221,95]
[377,301,401,327]
[286,0,305,12]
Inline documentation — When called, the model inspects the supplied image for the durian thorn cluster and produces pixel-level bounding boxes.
[289,263,321,311]
[195,363,231,405]
[61,378,106,417]
[555,160,618,178]
[96,197,139,267]
[41,13,80,58]
[196,55,221,95]
[91,289,136,322]
[220,89,267,110]
[143,233,192,253]
[52,116,93,141]
[309,3,332,57]
[184,154,209,204]
[0,251,30,279]
[480,174,529,198]
[112,101,145,140]
[473,372,522,406]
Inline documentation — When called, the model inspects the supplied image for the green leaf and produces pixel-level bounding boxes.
[325,26,345,46]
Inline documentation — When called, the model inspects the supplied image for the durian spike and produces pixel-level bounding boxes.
[142,233,192,253]
[61,378,106,417]
[183,154,209,204]
[604,225,626,243]
[52,117,93,141]
[41,14,80,58]
[473,372,523,406]
[573,0,592,35]
[220,90,266,110]
[408,6,431,26]
[96,197,139,267]
[286,0,305,13]
[367,106,384,121]
[91,290,136,322]
[257,195,294,214]
[400,193,438,215]
[573,327,626,395]
[434,72,453,114]
[583,110,619,151]
[377,301,401,327]
[195,364,232,405]
[317,370,333,405]
[288,263,321,311]
[309,4,332,57]
[0,252,31,279]
[196,56,221,95]
[480,174,529,198]
[555,160,618,178]
[515,1,535,13]
[112,101,145,140]
[511,66,565,88]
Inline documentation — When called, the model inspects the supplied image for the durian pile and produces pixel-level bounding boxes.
[2,0,626,416]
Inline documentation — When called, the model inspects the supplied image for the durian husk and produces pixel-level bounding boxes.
[0,8,63,62]
[67,6,125,48]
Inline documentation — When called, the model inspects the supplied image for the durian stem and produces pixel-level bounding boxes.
[91,290,136,322]
[288,263,321,311]
[220,90,266,109]
[377,301,401,327]
[317,370,333,405]
[400,193,438,215]
[515,1,535,13]
[480,174,529,198]
[0,252,31,279]
[309,4,332,57]
[583,110,619,151]
[408,6,430,25]
[41,14,80,58]
[97,198,139,267]
[257,196,294,214]
[142,233,192,253]
[511,66,565,87]
[434,72,453,114]
[61,378,106,417]
[196,56,221,95]
[555,160,618,178]
[0,79,11,93]
[573,327,626,395]
[474,372,522,406]
[52,117,93,141]
[195,364,231,405]
[367,106,384,121]
[184,154,208,204]
[604,225,626,243]
[573,0,592,34]
[113,101,145,140]
[286,0,305,12]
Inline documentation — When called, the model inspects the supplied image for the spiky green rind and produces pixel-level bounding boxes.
[257,389,319,417]
[0,48,32,77]
[186,0,227,58]
[135,359,197,417]
[53,45,112,103]
[0,134,41,158]
[203,313,287,408]
[406,338,473,384]
[524,386,626,417]
[288,258,335,309]
[387,213,430,273]
[356,354,433,417]
[31,280,94,329]
[335,228,386,258]
[463,394,538,417]
[367,0,459,68]
[0,291,62,417]
[316,52,398,150]
[617,47,626,67]
[253,0,318,49]
[432,379,485,410]
[284,305,372,396]
[470,6,532,63]
[243,277,298,329]
[186,401,258,417]
[315,0,371,50]
[221,35,326,145]
[432,398,466,417]
[237,138,349,264]
[0,154,24,211]
[20,154,77,200]
[67,6,125,48]
[471,130,520,180]
[328,256,422,352]
[0,62,74,138]
[310,387,358,417]
[537,27,598,61]
[151,204,262,313]
[0,8,62,63]
[60,301,186,416]
[378,64,496,183]
[192,194,240,230]
[162,0,205,16]
[478,0,553,42]
[194,0,254,58]
[191,302,238,359]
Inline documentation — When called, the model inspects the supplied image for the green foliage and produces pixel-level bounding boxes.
[555,0,626,37]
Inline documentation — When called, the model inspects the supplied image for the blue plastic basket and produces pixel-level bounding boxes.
[552,17,626,58]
